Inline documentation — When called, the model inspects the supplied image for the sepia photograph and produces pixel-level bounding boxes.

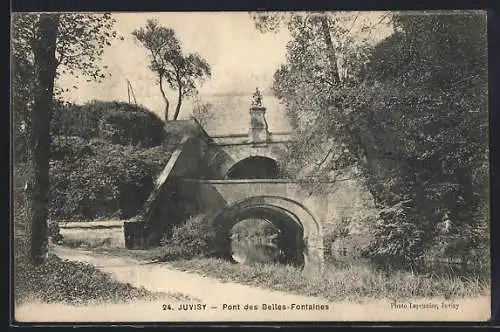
[11,10,491,323]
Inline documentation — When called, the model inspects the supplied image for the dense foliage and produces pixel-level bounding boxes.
[261,12,489,265]
[49,140,154,220]
[12,13,120,164]
[51,100,165,147]
[14,100,177,222]
[158,215,220,261]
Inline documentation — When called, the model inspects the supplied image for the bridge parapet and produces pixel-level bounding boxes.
[209,131,293,146]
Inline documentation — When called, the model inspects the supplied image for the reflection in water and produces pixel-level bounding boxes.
[230,218,283,265]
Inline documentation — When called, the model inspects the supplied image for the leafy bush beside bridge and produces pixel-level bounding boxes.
[15,100,181,222]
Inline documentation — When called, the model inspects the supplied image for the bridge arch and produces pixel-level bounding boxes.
[226,156,280,179]
[213,195,323,269]
[207,142,288,179]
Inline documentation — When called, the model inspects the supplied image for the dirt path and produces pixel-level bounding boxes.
[14,246,490,323]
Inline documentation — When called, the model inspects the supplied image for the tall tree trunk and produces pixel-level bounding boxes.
[173,85,182,120]
[24,14,59,266]
[320,15,341,84]
[158,74,169,121]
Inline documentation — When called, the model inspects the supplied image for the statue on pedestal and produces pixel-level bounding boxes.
[251,87,263,107]
[248,87,269,144]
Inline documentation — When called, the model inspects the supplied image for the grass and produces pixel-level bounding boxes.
[14,233,198,306]
[59,227,124,249]
[13,230,195,306]
[75,244,491,304]
[164,257,490,303]
[85,246,490,303]
[13,184,187,306]
[14,251,178,306]
[90,247,160,262]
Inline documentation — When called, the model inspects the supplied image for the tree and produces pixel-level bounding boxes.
[12,13,119,264]
[254,11,488,264]
[358,12,489,263]
[252,12,389,88]
[251,12,386,177]
[132,19,211,121]
[12,13,120,163]
[191,97,215,128]
[23,14,59,265]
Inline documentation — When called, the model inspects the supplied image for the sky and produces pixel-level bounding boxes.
[58,12,393,135]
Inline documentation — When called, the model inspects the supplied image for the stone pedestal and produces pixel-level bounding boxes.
[248,106,269,145]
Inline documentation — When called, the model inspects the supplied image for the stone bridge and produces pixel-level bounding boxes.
[124,94,374,271]
[206,132,291,179]
[176,179,327,268]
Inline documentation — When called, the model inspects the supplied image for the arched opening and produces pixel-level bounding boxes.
[226,156,280,179]
[227,207,305,267]
[230,218,282,265]
[212,196,323,270]
[214,201,308,268]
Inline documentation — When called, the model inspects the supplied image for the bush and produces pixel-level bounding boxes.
[46,100,181,222]
[427,215,490,270]
[51,100,164,147]
[50,135,93,161]
[158,215,220,261]
[323,213,376,262]
[98,108,165,147]
[363,204,426,266]
[18,99,185,223]
[48,140,175,221]
[138,145,177,176]
[51,101,99,139]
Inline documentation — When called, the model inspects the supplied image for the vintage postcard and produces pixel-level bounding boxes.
[11,10,491,323]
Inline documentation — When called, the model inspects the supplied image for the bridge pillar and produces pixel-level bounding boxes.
[248,106,269,145]
[248,88,270,145]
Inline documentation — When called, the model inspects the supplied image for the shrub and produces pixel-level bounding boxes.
[138,145,177,176]
[50,135,93,161]
[46,100,181,222]
[30,99,188,222]
[51,101,99,139]
[48,143,171,221]
[362,199,426,266]
[158,215,219,261]
[51,100,164,147]
[427,212,490,270]
[100,110,164,147]
[323,214,375,262]
[324,217,351,252]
